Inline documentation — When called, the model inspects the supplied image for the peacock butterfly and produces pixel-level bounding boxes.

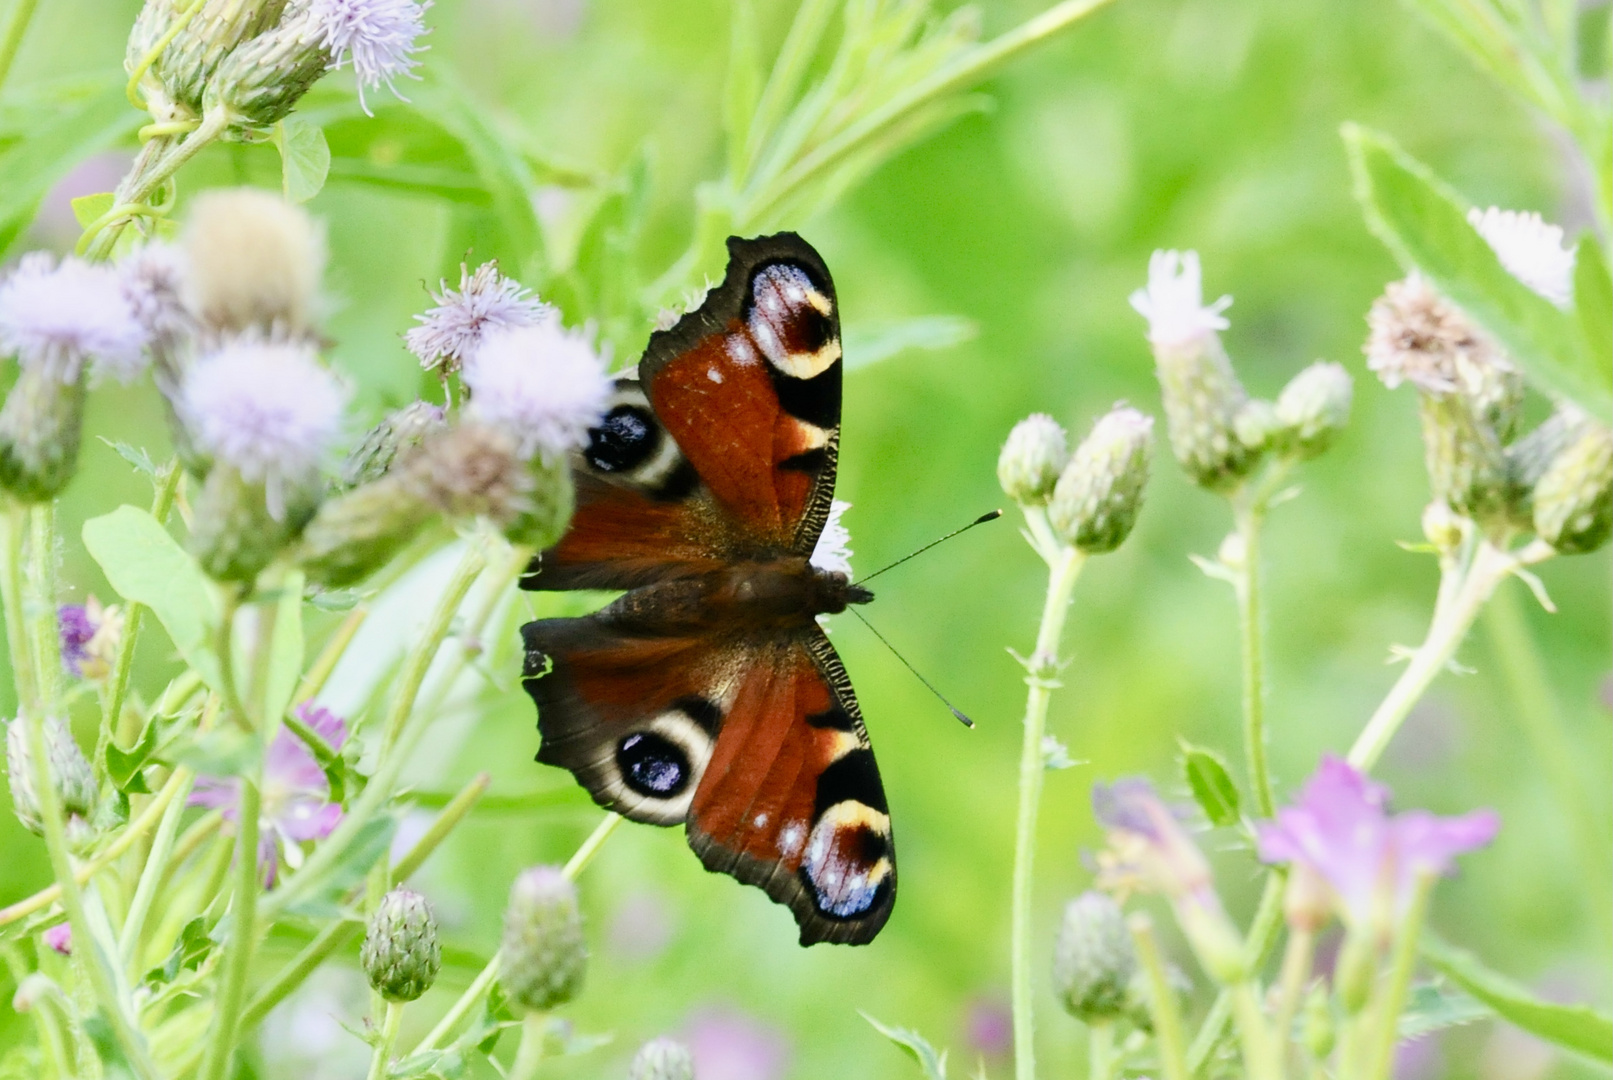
[519,233,895,946]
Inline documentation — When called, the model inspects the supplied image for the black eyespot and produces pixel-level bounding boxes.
[586,405,658,473]
[617,731,689,797]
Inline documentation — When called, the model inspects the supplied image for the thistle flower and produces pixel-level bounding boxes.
[1255,756,1497,941]
[1274,361,1352,459]
[1047,405,1153,553]
[405,261,550,376]
[1092,778,1245,983]
[42,923,71,956]
[809,499,853,575]
[127,0,285,115]
[402,421,534,522]
[58,597,123,681]
[189,703,348,885]
[0,252,148,383]
[499,865,586,1011]
[1531,417,1612,554]
[182,189,327,338]
[997,414,1069,505]
[305,0,431,111]
[119,242,192,355]
[630,1037,696,1080]
[1052,891,1137,1022]
[361,887,442,1002]
[462,320,613,461]
[1467,206,1576,308]
[339,400,446,489]
[1130,251,1254,490]
[5,716,98,838]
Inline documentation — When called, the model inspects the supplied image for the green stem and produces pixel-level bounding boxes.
[107,462,183,747]
[1271,928,1315,1069]
[1187,871,1285,1074]
[116,767,196,970]
[367,1000,404,1080]
[1010,540,1086,1080]
[198,778,261,1080]
[509,1011,548,1080]
[1233,499,1275,818]
[27,504,59,714]
[740,0,836,180]
[1,504,38,713]
[1360,876,1434,1080]
[0,0,39,93]
[1228,981,1280,1080]
[1088,1020,1116,1080]
[1131,914,1191,1080]
[82,108,229,261]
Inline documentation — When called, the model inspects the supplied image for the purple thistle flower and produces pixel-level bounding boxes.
[58,604,94,677]
[189,703,348,886]
[404,260,550,375]
[306,0,431,113]
[57,597,121,680]
[463,318,612,461]
[0,252,149,383]
[1255,756,1498,934]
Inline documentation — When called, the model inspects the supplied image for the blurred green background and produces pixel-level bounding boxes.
[2,0,1609,1077]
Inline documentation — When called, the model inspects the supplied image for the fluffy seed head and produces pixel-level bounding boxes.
[997,413,1069,505]
[0,252,148,383]
[183,188,327,336]
[1048,405,1154,553]
[1531,418,1612,554]
[1365,276,1518,416]
[1468,206,1576,307]
[462,319,612,461]
[1052,891,1138,1022]
[5,716,97,837]
[1274,361,1352,459]
[361,887,442,1002]
[306,0,431,112]
[629,1037,696,1080]
[405,260,550,375]
[500,866,586,1012]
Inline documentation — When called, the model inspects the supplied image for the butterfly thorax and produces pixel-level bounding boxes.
[600,555,872,634]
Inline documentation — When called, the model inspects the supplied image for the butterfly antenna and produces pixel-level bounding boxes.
[852,509,1002,587]
[848,607,975,728]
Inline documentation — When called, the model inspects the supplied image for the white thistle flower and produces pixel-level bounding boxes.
[463,319,611,460]
[1128,250,1232,351]
[119,242,192,347]
[405,261,550,374]
[810,500,854,576]
[305,0,431,112]
[0,252,148,383]
[1467,206,1576,308]
[181,340,349,509]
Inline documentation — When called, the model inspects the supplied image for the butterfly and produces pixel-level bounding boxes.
[519,233,895,946]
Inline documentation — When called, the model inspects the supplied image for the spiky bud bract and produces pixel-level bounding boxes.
[0,367,87,502]
[499,866,586,1012]
[1532,418,1612,554]
[1052,891,1138,1023]
[339,401,446,490]
[5,716,97,837]
[629,1037,696,1080]
[1048,406,1153,554]
[1274,361,1352,459]
[189,465,321,583]
[296,474,436,587]
[997,413,1068,505]
[361,887,442,1003]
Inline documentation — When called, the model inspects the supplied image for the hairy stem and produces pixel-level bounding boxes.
[1132,914,1191,1080]
[116,767,196,970]
[367,1000,404,1080]
[1228,981,1280,1080]
[1233,499,1275,818]
[1187,871,1285,1074]
[509,1011,549,1080]
[1361,875,1434,1080]
[1088,1020,1116,1080]
[1,505,38,713]
[27,504,59,714]
[198,778,261,1080]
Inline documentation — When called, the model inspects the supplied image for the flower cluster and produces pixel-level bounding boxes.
[998,403,1155,555]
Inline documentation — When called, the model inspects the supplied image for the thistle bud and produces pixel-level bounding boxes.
[188,463,319,583]
[1418,393,1509,529]
[361,887,442,1003]
[629,1037,696,1080]
[127,0,289,118]
[499,866,586,1012]
[0,367,88,502]
[1047,406,1153,554]
[1274,362,1352,459]
[183,189,326,338]
[997,414,1068,505]
[1052,891,1138,1022]
[203,15,330,130]
[1233,398,1281,454]
[1531,418,1612,554]
[339,401,447,490]
[296,475,436,587]
[1420,501,1463,554]
[5,716,97,837]
[503,455,576,550]
[402,422,534,523]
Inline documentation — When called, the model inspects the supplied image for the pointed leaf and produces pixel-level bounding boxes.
[1398,982,1490,1040]
[104,715,161,793]
[1574,234,1612,377]
[1178,739,1241,827]
[862,1013,948,1080]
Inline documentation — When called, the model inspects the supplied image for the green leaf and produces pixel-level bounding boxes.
[1574,234,1612,378]
[1422,933,1613,1064]
[862,1013,948,1080]
[281,704,348,804]
[96,438,161,479]
[80,1012,138,1080]
[168,727,259,778]
[142,917,212,988]
[104,715,161,793]
[843,315,977,371]
[70,192,114,228]
[1342,124,1612,415]
[1177,738,1241,827]
[261,570,305,735]
[82,507,223,693]
[275,115,331,203]
[1398,981,1491,1040]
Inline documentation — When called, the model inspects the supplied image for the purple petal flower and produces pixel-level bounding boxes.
[58,604,94,676]
[189,702,349,886]
[1256,756,1498,933]
[56,597,121,680]
[684,1006,791,1080]
[42,922,71,955]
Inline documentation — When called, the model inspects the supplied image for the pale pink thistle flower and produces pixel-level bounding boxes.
[809,499,853,576]
[42,923,71,955]
[306,0,431,112]
[118,241,192,348]
[189,703,348,885]
[0,252,148,382]
[1255,756,1498,938]
[404,260,550,374]
[1467,206,1576,308]
[462,319,612,461]
[1128,250,1232,352]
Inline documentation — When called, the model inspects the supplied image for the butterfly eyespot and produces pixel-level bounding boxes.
[744,262,840,381]
[586,405,659,473]
[617,731,690,797]
[800,801,893,920]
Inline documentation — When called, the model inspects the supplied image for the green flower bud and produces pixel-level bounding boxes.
[403,422,535,524]
[499,866,586,1012]
[1052,892,1138,1022]
[1154,333,1256,491]
[1420,501,1463,554]
[203,13,330,131]
[1274,362,1352,459]
[128,0,290,120]
[1232,398,1281,454]
[1418,393,1509,530]
[296,475,436,588]
[1302,981,1335,1058]
[0,367,87,502]
[339,402,447,491]
[5,716,97,837]
[997,414,1069,505]
[504,456,576,550]
[1505,406,1582,516]
[361,887,442,1003]
[1532,418,1612,554]
[629,1037,696,1080]
[1047,406,1153,553]
[188,465,319,583]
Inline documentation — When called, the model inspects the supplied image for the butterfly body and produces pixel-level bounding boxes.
[520,234,897,945]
